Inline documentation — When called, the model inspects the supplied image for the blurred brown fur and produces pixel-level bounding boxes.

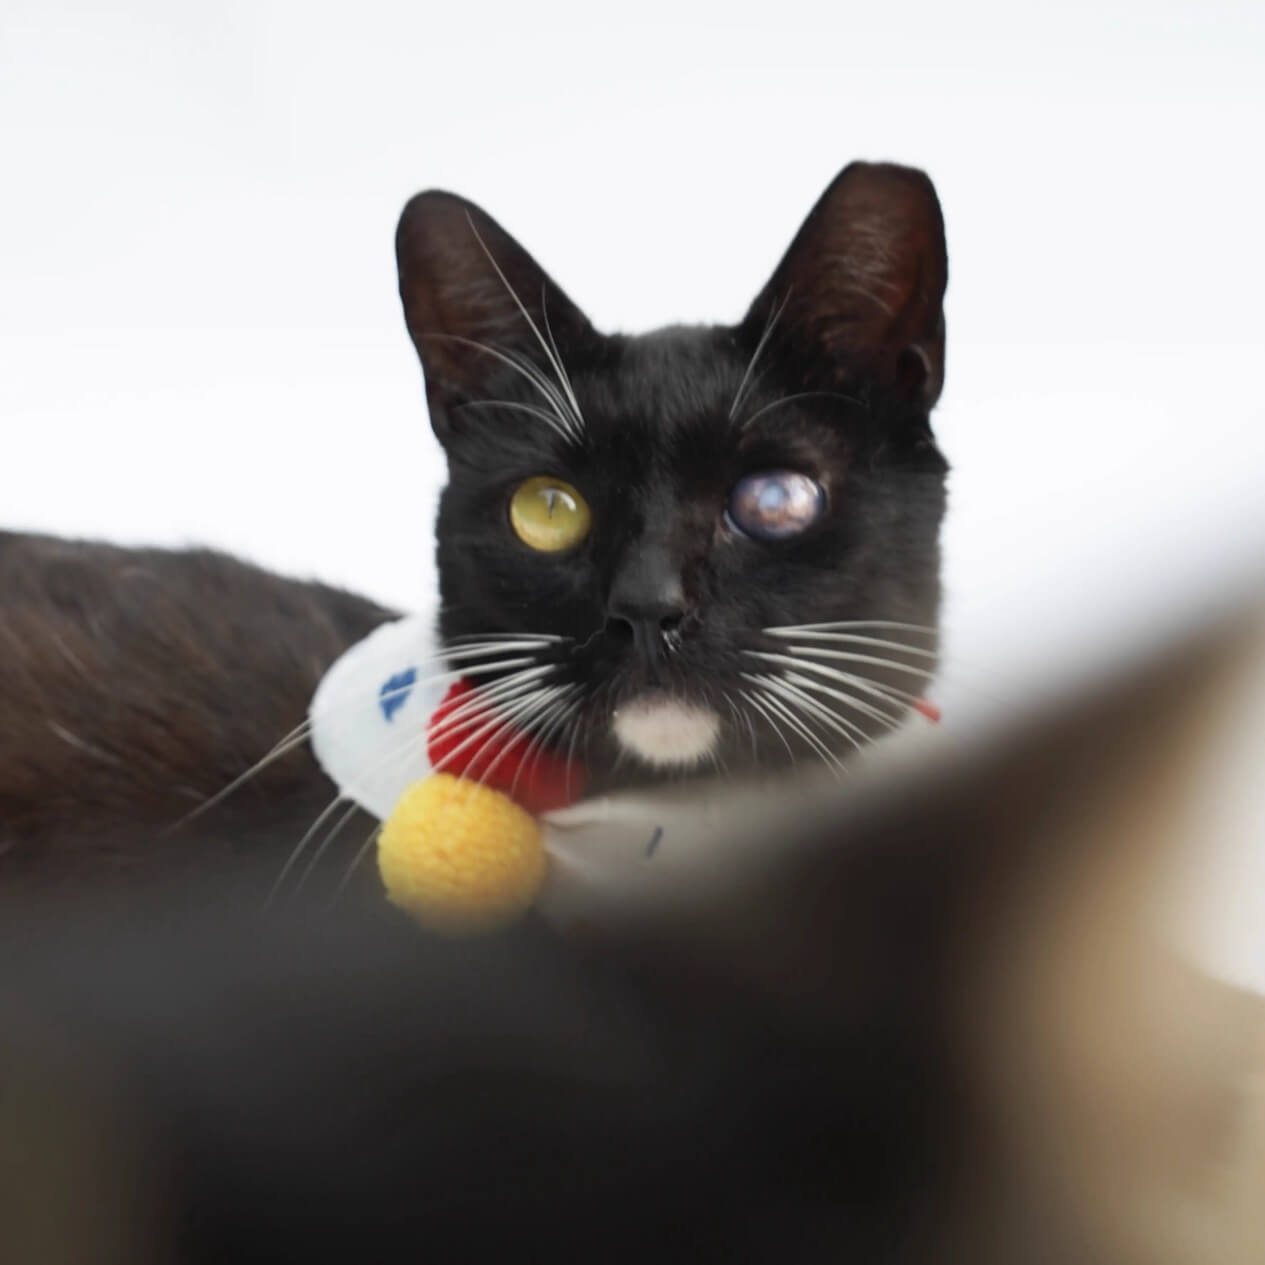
[0,531,388,889]
[0,567,1261,1262]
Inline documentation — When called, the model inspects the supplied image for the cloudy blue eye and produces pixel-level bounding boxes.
[727,471,827,540]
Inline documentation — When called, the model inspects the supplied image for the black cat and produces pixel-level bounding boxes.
[0,159,948,887]
[400,160,949,785]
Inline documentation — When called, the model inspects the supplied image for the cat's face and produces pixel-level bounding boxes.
[397,162,949,785]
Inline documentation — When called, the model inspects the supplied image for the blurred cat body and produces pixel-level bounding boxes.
[0,592,1261,1265]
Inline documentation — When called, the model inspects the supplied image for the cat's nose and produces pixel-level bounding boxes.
[605,551,689,656]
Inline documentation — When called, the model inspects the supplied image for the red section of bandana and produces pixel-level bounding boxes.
[426,678,586,816]
[912,697,942,724]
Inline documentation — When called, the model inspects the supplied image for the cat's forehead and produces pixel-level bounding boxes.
[577,326,749,434]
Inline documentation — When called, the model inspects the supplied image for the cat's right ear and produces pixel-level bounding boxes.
[395,192,597,443]
[742,162,949,410]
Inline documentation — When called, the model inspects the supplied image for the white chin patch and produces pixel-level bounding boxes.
[611,697,721,768]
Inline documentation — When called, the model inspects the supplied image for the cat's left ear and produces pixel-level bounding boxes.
[742,161,948,409]
[395,191,598,441]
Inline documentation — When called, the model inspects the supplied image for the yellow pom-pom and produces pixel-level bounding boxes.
[377,773,547,933]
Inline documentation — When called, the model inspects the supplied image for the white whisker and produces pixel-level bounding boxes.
[748,649,922,711]
[428,703,534,788]
[766,631,941,660]
[266,793,350,909]
[169,729,314,831]
[426,684,553,780]
[727,692,760,762]
[293,800,364,897]
[426,667,558,745]
[739,687,798,766]
[441,634,564,650]
[779,669,907,733]
[266,659,559,906]
[740,389,861,432]
[359,670,558,808]
[472,685,573,790]
[175,644,556,834]
[454,398,576,441]
[729,290,791,421]
[427,334,579,443]
[765,620,938,636]
[316,694,568,905]
[46,720,125,768]
[747,678,846,774]
[560,697,589,800]
[464,213,586,438]
[765,644,936,680]
[743,671,872,753]
[539,283,585,430]
[750,647,915,709]
[507,688,583,801]
[331,820,383,907]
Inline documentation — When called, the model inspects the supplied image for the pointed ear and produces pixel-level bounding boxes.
[395,191,597,440]
[743,162,948,409]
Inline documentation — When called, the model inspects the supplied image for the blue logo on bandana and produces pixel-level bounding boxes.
[379,667,417,722]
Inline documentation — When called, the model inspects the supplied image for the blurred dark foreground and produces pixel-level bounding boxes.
[1,599,1263,1265]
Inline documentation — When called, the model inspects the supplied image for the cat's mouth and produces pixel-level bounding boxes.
[610,694,721,769]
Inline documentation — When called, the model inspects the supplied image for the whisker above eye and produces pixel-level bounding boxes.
[463,212,586,437]
[739,389,862,432]
[422,333,581,444]
[452,398,577,446]
[729,289,791,422]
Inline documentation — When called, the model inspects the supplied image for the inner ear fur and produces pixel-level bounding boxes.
[395,191,597,435]
[743,161,948,409]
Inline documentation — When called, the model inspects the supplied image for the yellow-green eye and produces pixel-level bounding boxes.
[509,477,591,552]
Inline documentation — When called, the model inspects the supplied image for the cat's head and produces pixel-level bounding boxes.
[396,161,949,785]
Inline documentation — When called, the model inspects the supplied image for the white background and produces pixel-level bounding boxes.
[2,0,1263,711]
